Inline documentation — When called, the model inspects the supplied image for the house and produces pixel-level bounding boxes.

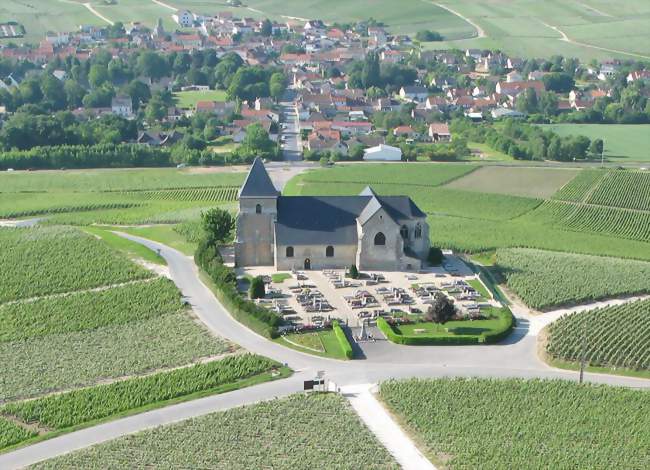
[393,125,418,139]
[173,10,194,28]
[399,86,429,103]
[627,70,650,83]
[195,100,236,116]
[428,123,451,142]
[235,158,429,271]
[307,130,347,154]
[598,62,620,81]
[363,144,403,162]
[111,96,133,118]
[331,121,372,136]
[136,131,184,146]
[506,71,522,83]
[491,107,526,119]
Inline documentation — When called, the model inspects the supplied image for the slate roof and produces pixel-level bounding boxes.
[239,157,279,198]
[274,192,426,245]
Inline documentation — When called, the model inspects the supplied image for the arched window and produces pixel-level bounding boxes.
[415,223,422,239]
[400,225,409,240]
[326,245,334,257]
[255,204,262,214]
[286,246,294,258]
[374,232,386,246]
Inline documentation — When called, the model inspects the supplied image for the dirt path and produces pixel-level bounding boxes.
[540,21,650,60]
[343,384,436,470]
[432,2,486,39]
[151,0,178,12]
[82,2,115,26]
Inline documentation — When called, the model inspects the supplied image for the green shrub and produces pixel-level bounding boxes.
[249,276,266,299]
[349,264,359,279]
[427,247,444,266]
[194,238,280,338]
[332,321,353,359]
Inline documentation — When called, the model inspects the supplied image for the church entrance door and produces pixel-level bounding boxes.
[304,258,311,270]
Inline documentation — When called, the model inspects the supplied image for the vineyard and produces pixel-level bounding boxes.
[546,299,650,372]
[380,378,650,469]
[587,170,650,211]
[0,278,182,342]
[2,355,280,431]
[0,418,35,450]
[552,169,606,202]
[31,394,398,469]
[0,226,231,401]
[532,200,650,243]
[0,227,152,303]
[495,248,650,310]
[121,186,239,202]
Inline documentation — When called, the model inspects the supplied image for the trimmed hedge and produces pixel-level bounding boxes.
[195,239,281,338]
[332,320,354,359]
[377,309,514,346]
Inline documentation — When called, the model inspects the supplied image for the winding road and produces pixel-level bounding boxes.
[1,235,647,468]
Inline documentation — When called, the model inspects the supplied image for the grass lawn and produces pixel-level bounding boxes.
[445,166,580,198]
[271,273,291,283]
[466,278,490,299]
[394,307,510,338]
[540,124,650,162]
[467,142,513,161]
[110,225,198,256]
[83,226,165,265]
[275,329,349,360]
[174,90,228,109]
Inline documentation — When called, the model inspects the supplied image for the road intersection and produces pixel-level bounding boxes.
[1,234,647,468]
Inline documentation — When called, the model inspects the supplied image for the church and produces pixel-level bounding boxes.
[234,158,430,271]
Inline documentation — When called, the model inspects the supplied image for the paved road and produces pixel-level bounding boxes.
[2,236,647,468]
[279,100,302,161]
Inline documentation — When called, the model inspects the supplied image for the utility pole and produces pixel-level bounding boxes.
[601,139,605,168]
[579,321,587,384]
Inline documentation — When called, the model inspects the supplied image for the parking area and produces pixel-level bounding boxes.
[236,255,497,330]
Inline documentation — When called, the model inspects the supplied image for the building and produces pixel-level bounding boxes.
[363,144,402,161]
[234,158,429,271]
[429,123,451,142]
[173,10,194,28]
[111,96,133,118]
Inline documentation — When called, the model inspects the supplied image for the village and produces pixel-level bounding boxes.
[1,9,648,164]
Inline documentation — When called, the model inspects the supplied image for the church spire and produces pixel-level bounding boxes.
[238,157,279,198]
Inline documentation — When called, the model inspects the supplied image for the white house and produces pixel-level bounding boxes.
[363,144,402,161]
[173,10,194,28]
[111,96,133,118]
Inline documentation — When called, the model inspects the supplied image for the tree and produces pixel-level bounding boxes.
[426,295,455,324]
[261,18,273,37]
[249,276,266,299]
[201,207,235,246]
[88,64,109,89]
[349,264,359,279]
[40,74,66,110]
[125,80,151,110]
[415,30,443,42]
[137,51,168,81]
[516,88,538,114]
[541,72,575,93]
[269,72,286,102]
[144,96,167,125]
[589,138,604,159]
[362,52,381,89]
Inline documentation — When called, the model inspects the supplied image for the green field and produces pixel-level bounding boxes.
[546,298,650,375]
[496,248,650,310]
[173,90,228,109]
[445,166,580,199]
[421,0,650,61]
[541,125,650,162]
[285,164,650,261]
[0,226,231,401]
[380,378,650,469]
[31,393,398,469]
[0,168,243,225]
